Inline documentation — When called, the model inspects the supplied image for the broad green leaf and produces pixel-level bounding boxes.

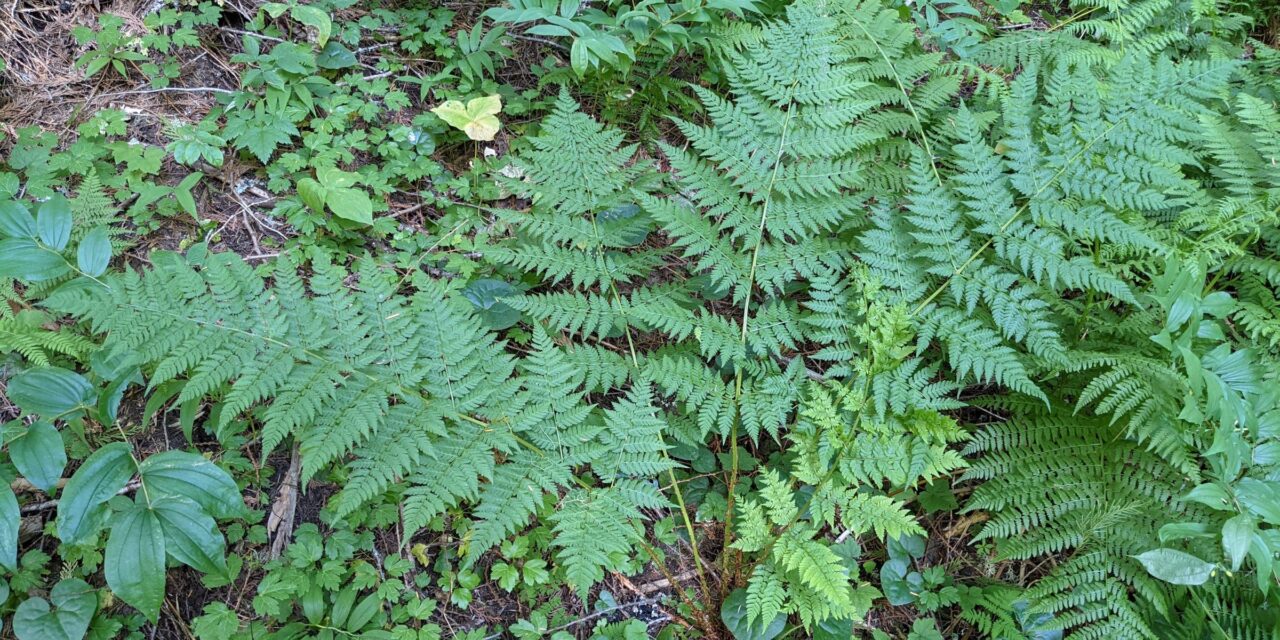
[105,503,167,621]
[1222,514,1255,571]
[331,586,357,628]
[153,497,227,575]
[13,578,97,640]
[1133,548,1217,585]
[175,179,198,217]
[57,442,137,544]
[0,238,70,281]
[720,588,785,640]
[1183,483,1233,511]
[138,451,243,518]
[36,196,72,251]
[76,226,112,277]
[570,38,589,77]
[345,593,381,632]
[326,188,373,224]
[7,367,94,416]
[813,617,854,640]
[1158,522,1213,543]
[290,5,332,47]
[0,200,36,237]
[318,166,359,189]
[9,420,67,492]
[297,177,326,213]
[462,279,521,329]
[317,42,357,69]
[431,95,502,141]
[0,484,17,571]
[1235,478,1280,524]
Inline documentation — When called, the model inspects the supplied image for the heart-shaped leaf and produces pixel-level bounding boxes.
[432,95,502,141]
[289,4,331,47]
[325,188,373,225]
[299,167,374,224]
[13,578,98,640]
[317,42,357,69]
[462,279,521,329]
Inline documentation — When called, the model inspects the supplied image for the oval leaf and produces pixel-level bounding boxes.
[36,196,72,251]
[1222,514,1255,572]
[0,200,36,238]
[76,226,112,277]
[0,238,70,281]
[1133,548,1217,586]
[153,497,227,575]
[138,451,244,519]
[7,367,94,417]
[9,420,67,492]
[0,484,17,571]
[105,503,166,622]
[57,442,137,544]
[326,188,373,225]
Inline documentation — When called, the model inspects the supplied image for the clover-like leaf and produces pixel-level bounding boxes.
[13,578,97,640]
[431,95,503,141]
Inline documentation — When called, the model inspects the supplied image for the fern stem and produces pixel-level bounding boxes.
[725,81,799,581]
[116,423,153,508]
[663,451,713,599]
[839,7,942,186]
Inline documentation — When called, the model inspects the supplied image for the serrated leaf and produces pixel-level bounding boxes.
[57,442,137,544]
[76,226,112,277]
[431,95,502,141]
[9,420,67,492]
[105,503,167,621]
[191,603,240,640]
[721,588,785,640]
[13,579,97,640]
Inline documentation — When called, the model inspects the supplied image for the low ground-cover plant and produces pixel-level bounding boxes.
[1,0,1278,637]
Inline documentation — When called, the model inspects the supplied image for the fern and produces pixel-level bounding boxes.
[0,310,96,366]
